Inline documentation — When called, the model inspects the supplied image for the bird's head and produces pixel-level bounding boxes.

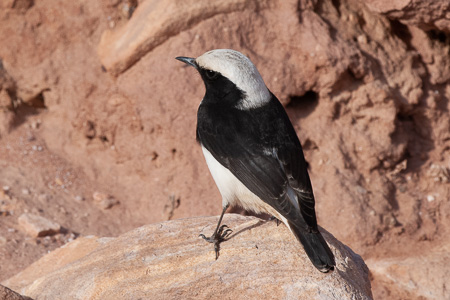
[176,49,270,109]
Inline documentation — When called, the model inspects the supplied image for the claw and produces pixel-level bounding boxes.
[222,229,233,238]
[200,224,233,259]
[200,205,231,260]
[217,224,232,236]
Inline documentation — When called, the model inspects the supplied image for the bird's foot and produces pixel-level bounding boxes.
[199,225,233,259]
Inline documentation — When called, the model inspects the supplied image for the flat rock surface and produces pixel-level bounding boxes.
[3,215,372,299]
[17,213,61,237]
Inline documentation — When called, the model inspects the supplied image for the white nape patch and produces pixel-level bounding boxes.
[195,49,271,110]
[202,146,283,221]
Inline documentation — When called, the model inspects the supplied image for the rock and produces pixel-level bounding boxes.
[2,0,35,12]
[3,215,373,299]
[0,60,15,90]
[0,89,12,108]
[407,25,450,85]
[0,0,449,298]
[0,284,31,300]
[0,59,15,128]
[97,0,271,75]
[0,59,16,108]
[0,60,16,134]
[0,189,11,200]
[73,195,84,202]
[365,0,450,32]
[92,192,119,209]
[367,242,450,299]
[18,213,61,237]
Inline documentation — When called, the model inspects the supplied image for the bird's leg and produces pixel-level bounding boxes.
[199,203,232,259]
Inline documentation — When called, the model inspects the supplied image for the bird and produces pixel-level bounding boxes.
[176,49,335,272]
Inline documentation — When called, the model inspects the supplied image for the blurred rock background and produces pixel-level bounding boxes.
[0,0,448,299]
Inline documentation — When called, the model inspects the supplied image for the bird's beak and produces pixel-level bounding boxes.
[175,56,198,69]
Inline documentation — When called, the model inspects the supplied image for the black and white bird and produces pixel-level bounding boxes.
[176,49,335,272]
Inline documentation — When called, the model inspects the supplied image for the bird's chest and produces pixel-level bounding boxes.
[197,104,244,130]
[196,103,271,146]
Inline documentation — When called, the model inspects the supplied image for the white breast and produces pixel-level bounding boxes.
[201,146,287,224]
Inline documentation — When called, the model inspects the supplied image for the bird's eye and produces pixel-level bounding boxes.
[205,70,218,80]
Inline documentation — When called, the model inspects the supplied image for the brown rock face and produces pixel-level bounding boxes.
[365,0,450,32]
[3,215,373,299]
[0,61,16,135]
[0,0,448,298]
[97,0,273,76]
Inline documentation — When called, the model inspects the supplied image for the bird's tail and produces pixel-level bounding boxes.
[288,221,335,273]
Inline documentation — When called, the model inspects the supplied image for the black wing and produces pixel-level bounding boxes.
[197,94,318,231]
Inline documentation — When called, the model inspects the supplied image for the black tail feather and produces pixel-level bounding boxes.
[288,221,335,272]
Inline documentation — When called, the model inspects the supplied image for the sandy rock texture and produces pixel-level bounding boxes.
[367,241,450,299]
[0,0,449,298]
[0,284,31,300]
[3,215,372,300]
[365,0,450,32]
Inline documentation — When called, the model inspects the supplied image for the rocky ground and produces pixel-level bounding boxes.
[0,0,449,299]
[3,215,373,299]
